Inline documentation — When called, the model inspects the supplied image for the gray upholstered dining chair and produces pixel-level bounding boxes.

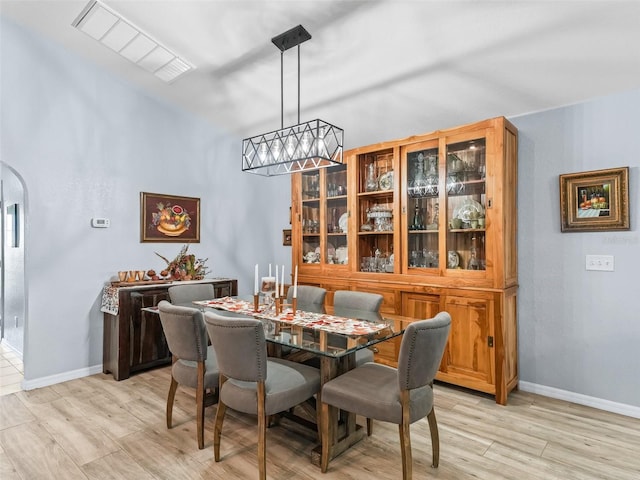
[333,290,383,313]
[203,311,321,480]
[286,284,326,312]
[333,290,384,367]
[157,300,219,450]
[319,312,451,480]
[168,283,216,305]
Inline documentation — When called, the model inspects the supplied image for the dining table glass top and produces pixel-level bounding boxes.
[182,296,407,359]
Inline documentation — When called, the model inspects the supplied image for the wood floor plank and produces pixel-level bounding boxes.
[82,450,156,480]
[0,394,35,430]
[0,422,87,479]
[0,451,22,480]
[42,416,121,466]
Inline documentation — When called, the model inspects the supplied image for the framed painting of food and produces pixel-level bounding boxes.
[559,167,629,232]
[140,192,201,242]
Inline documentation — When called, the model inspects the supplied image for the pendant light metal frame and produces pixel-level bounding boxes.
[242,25,344,176]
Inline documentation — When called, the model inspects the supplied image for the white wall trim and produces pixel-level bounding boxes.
[21,364,103,391]
[519,381,640,419]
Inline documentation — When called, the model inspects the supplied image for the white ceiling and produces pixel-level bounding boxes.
[2,0,640,147]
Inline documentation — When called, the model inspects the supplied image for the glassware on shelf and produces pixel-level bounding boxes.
[446,153,465,195]
[365,163,378,192]
[367,205,393,231]
[409,153,438,198]
[410,202,424,230]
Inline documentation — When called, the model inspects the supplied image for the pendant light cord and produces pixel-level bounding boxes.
[280,50,284,129]
[297,44,301,125]
[279,42,302,128]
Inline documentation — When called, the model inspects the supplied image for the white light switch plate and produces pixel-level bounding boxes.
[585,255,614,271]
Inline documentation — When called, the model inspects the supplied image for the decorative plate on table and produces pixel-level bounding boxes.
[378,170,394,191]
[338,213,349,233]
[453,199,484,222]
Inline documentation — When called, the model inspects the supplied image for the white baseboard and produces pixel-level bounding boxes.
[519,381,640,419]
[22,364,103,391]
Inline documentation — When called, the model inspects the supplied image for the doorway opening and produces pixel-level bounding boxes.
[0,161,26,396]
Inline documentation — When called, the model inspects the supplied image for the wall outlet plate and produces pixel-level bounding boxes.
[585,255,614,271]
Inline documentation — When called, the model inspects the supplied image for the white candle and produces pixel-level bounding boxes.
[275,267,279,299]
[280,265,285,296]
[254,264,259,295]
[269,264,272,277]
[293,265,298,298]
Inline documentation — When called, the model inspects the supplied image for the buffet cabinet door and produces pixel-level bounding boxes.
[437,293,496,394]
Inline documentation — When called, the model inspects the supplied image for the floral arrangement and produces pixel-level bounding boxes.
[155,244,209,281]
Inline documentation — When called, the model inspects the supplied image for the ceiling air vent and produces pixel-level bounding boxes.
[72,0,194,83]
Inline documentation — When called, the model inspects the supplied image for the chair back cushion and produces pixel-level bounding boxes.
[333,290,383,312]
[157,300,208,362]
[204,311,267,382]
[286,285,326,312]
[397,312,451,391]
[168,284,215,304]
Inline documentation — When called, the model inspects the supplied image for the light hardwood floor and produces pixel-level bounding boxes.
[1,365,639,479]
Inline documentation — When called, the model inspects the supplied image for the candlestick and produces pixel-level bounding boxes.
[253,294,259,312]
[254,264,259,295]
[293,265,298,298]
[281,265,285,296]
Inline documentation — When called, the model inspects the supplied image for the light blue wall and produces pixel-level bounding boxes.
[0,17,291,381]
[511,90,640,407]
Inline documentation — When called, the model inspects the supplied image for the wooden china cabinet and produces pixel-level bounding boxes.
[291,116,518,404]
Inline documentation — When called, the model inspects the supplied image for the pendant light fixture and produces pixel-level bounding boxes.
[242,25,344,176]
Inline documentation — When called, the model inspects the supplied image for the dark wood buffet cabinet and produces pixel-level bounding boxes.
[291,116,518,404]
[102,278,237,380]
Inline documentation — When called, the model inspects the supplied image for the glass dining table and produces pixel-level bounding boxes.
[147,295,414,466]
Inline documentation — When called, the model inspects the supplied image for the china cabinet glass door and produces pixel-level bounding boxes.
[324,164,348,266]
[356,148,397,273]
[301,170,320,265]
[403,142,440,273]
[445,137,486,271]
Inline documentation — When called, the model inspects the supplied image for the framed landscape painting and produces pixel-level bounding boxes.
[141,192,201,242]
[559,167,629,232]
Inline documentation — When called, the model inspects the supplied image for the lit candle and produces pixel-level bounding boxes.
[254,264,259,295]
[275,267,279,299]
[280,265,285,296]
[293,265,298,298]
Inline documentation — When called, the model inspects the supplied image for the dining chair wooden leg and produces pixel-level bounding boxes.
[366,418,373,436]
[427,408,440,468]
[166,376,178,429]
[315,392,322,441]
[399,391,412,480]
[257,382,267,480]
[320,402,331,473]
[196,361,205,449]
[213,401,226,461]
[213,376,228,462]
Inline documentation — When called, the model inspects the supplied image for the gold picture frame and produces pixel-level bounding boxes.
[559,167,629,232]
[141,192,201,242]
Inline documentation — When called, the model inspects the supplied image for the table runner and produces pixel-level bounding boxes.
[194,297,389,336]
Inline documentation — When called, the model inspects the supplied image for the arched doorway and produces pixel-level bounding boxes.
[0,161,26,395]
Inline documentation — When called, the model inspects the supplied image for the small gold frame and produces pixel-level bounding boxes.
[559,167,629,232]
